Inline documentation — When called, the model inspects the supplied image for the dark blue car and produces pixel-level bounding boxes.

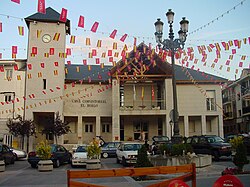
[101,142,121,158]
[28,144,72,168]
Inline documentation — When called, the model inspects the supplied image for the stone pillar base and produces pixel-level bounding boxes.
[0,160,5,172]
[38,160,53,172]
[86,159,101,170]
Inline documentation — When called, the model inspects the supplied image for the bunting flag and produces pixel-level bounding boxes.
[97,40,102,47]
[88,52,93,58]
[40,62,45,68]
[11,0,20,4]
[70,35,75,44]
[38,72,42,77]
[114,52,119,57]
[54,69,58,76]
[27,73,32,79]
[101,52,106,58]
[14,64,18,70]
[215,43,221,51]
[12,46,17,54]
[32,47,37,54]
[0,53,2,59]
[18,26,24,36]
[37,0,46,14]
[76,66,80,72]
[90,21,99,33]
[49,48,54,55]
[100,63,104,69]
[17,75,21,80]
[243,38,247,44]
[228,40,233,46]
[109,29,117,39]
[67,60,71,65]
[54,61,58,66]
[59,8,67,22]
[241,55,246,60]
[37,30,42,38]
[82,59,87,65]
[113,42,117,50]
[95,58,100,64]
[120,34,127,42]
[44,53,49,58]
[239,62,243,67]
[53,33,60,41]
[109,57,113,62]
[0,22,2,32]
[108,50,112,56]
[86,38,91,45]
[229,55,233,60]
[66,48,71,56]
[232,49,236,54]
[88,65,92,71]
[92,49,96,56]
[78,15,84,28]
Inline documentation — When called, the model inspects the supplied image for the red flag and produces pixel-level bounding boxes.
[108,50,112,56]
[0,22,2,32]
[134,37,137,45]
[32,47,37,54]
[40,62,45,68]
[0,53,2,59]
[12,46,17,54]
[83,59,87,65]
[109,57,113,62]
[92,49,97,56]
[109,29,117,39]
[54,62,58,66]
[59,8,67,22]
[66,48,71,56]
[239,62,243,67]
[11,0,20,4]
[96,58,100,64]
[78,15,84,28]
[49,48,54,55]
[232,49,236,54]
[120,34,127,42]
[90,22,99,33]
[37,0,45,14]
[27,64,32,70]
[67,61,71,65]
[14,64,18,70]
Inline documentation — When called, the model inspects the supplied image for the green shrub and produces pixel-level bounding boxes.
[170,144,193,156]
[159,144,171,155]
[36,141,51,160]
[87,141,101,159]
[135,145,153,168]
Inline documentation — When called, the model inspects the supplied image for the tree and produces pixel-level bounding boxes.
[6,115,36,150]
[135,145,153,168]
[41,112,70,144]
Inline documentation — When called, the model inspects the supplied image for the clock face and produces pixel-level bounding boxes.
[42,34,51,43]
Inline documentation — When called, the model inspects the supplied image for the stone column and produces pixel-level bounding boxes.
[184,115,189,138]
[77,116,83,144]
[218,115,224,138]
[112,79,120,141]
[96,116,101,137]
[201,115,206,135]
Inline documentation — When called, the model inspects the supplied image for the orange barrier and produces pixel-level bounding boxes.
[67,163,196,187]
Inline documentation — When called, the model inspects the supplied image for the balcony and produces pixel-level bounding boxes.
[120,99,165,111]
[242,88,250,100]
[223,112,233,119]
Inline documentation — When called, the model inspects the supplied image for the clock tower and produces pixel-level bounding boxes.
[24,7,70,148]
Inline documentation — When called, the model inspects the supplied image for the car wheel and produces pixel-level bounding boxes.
[14,153,18,161]
[102,152,109,158]
[31,164,37,168]
[213,151,220,161]
[122,157,127,167]
[54,159,60,168]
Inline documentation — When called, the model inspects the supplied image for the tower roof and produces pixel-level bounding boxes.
[25,7,70,34]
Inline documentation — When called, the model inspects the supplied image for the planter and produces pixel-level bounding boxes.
[86,159,101,170]
[0,160,5,172]
[38,160,53,172]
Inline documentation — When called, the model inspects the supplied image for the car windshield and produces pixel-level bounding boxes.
[153,136,169,142]
[124,144,142,151]
[207,136,224,143]
[76,146,87,152]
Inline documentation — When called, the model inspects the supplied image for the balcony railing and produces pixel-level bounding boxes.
[120,99,165,111]
[224,112,233,119]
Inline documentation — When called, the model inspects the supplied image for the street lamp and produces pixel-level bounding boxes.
[154,9,189,143]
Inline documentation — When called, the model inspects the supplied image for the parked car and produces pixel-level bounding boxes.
[0,143,15,165]
[150,136,171,155]
[116,142,142,166]
[28,144,72,168]
[186,135,232,160]
[71,145,88,167]
[10,147,27,160]
[101,142,121,158]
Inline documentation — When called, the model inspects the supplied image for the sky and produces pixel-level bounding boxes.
[0,0,250,80]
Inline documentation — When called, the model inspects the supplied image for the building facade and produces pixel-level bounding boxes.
[0,7,227,151]
[222,69,250,136]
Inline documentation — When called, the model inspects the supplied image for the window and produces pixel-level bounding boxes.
[85,124,93,133]
[102,123,110,133]
[5,69,13,79]
[206,90,216,111]
[4,94,12,102]
[43,79,47,90]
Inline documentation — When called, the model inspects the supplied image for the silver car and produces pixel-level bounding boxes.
[10,147,27,160]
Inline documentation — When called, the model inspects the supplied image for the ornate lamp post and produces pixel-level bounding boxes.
[154,9,189,143]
